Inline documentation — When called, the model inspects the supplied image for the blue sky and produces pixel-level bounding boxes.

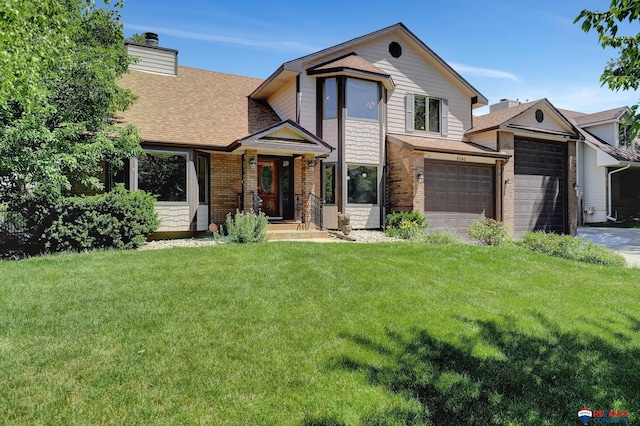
[121,0,639,115]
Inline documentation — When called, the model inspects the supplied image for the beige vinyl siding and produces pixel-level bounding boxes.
[268,78,297,121]
[511,108,570,133]
[354,33,472,140]
[323,119,339,162]
[126,44,177,76]
[345,119,381,164]
[298,73,317,135]
[582,144,608,222]
[584,123,616,146]
[298,33,475,141]
[468,131,498,150]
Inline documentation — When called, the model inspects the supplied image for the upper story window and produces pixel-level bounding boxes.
[618,120,632,147]
[323,78,337,119]
[406,93,448,136]
[346,78,378,121]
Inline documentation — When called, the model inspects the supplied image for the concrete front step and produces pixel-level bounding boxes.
[267,229,329,241]
[266,222,319,231]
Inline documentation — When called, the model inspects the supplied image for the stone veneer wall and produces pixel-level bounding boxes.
[498,132,515,236]
[386,142,424,213]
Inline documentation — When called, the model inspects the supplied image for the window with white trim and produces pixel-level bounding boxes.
[405,93,448,136]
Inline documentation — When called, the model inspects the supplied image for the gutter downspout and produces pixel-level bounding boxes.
[607,163,631,221]
[576,140,581,226]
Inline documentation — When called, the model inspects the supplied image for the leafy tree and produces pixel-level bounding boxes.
[576,1,640,145]
[0,0,142,202]
[127,33,148,44]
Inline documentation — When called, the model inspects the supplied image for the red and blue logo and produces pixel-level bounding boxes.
[579,408,593,424]
[578,407,628,424]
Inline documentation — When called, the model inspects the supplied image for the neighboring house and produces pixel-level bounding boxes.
[466,99,581,237]
[115,23,581,237]
[559,107,640,223]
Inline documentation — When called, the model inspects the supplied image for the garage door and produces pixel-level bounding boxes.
[424,161,495,234]
[514,138,567,236]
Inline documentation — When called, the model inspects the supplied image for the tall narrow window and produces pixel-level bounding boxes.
[428,98,441,133]
[414,95,426,131]
[197,154,209,204]
[324,163,336,204]
[323,78,337,119]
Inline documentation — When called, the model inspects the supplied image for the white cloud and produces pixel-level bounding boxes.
[450,62,521,82]
[126,23,319,53]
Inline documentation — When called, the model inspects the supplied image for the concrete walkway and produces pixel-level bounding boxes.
[576,227,640,267]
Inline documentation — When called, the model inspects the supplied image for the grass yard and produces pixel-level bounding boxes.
[1,242,639,425]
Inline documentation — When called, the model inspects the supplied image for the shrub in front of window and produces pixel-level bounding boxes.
[468,217,509,246]
[223,209,268,243]
[18,185,159,254]
[385,210,427,239]
[519,231,626,267]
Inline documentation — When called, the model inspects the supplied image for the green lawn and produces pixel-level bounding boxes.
[1,242,639,425]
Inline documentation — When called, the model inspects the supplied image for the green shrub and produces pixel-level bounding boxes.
[384,211,427,239]
[18,185,159,253]
[468,217,510,246]
[421,230,463,245]
[223,210,268,243]
[519,231,626,267]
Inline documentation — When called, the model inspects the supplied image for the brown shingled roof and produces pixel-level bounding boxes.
[467,100,541,135]
[387,134,510,159]
[560,108,640,163]
[570,106,628,126]
[308,52,390,76]
[117,66,281,148]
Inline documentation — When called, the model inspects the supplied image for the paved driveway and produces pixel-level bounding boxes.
[577,227,640,267]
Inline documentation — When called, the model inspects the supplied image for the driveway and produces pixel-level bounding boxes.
[577,227,640,267]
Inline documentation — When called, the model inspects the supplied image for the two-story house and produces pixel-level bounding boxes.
[116,23,581,237]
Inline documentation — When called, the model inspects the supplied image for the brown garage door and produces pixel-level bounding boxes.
[424,161,495,234]
[514,138,567,236]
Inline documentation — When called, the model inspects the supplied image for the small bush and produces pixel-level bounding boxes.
[468,217,510,246]
[421,230,463,245]
[18,185,159,253]
[385,211,427,240]
[519,231,626,267]
[223,210,268,243]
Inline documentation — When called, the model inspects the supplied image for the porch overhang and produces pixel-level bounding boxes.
[228,119,333,157]
[387,134,511,163]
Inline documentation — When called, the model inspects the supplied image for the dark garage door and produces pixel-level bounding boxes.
[514,138,567,236]
[424,161,495,234]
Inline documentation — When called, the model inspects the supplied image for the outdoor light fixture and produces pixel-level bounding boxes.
[417,172,424,183]
[308,160,316,172]
[573,182,580,190]
[505,178,512,187]
[249,157,257,170]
